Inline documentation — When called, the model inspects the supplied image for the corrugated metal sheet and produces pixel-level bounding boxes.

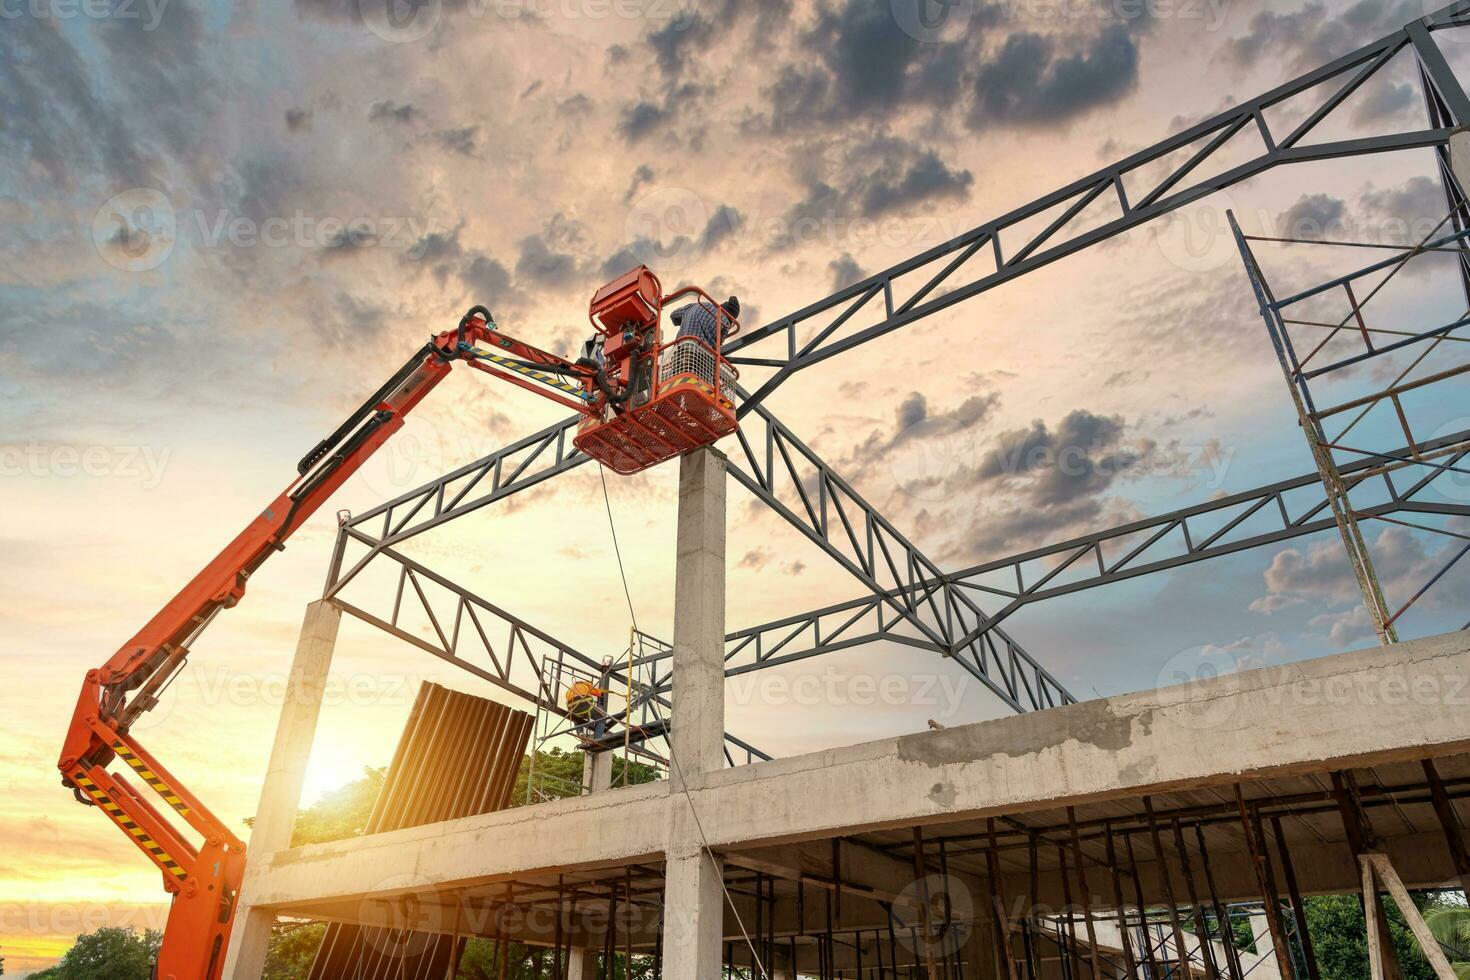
[308,682,533,979]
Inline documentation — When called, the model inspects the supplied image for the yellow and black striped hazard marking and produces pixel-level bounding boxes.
[111,742,192,818]
[467,347,592,401]
[73,772,188,881]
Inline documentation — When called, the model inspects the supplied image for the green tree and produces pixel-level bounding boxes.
[1304,893,1439,980]
[27,927,160,980]
[1425,896,1470,979]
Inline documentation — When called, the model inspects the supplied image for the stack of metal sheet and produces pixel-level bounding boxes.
[308,682,533,979]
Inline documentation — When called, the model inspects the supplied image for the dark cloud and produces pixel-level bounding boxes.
[623,165,655,205]
[857,150,973,218]
[1225,0,1421,71]
[514,215,586,288]
[370,100,421,125]
[968,24,1138,128]
[461,253,513,299]
[430,126,479,156]
[320,223,378,258]
[971,410,1146,505]
[829,253,865,292]
[285,107,313,133]
[619,101,668,143]
[772,137,973,245]
[1277,193,1346,237]
[763,0,985,131]
[402,224,466,282]
[1352,81,1416,125]
[1360,176,1447,226]
[702,205,744,252]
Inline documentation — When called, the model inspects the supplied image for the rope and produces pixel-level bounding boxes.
[596,462,769,980]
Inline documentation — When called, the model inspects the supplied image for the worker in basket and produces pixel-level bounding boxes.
[565,678,606,724]
[672,294,740,348]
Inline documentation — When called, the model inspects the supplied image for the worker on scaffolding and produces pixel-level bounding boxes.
[671,294,740,348]
[565,677,606,725]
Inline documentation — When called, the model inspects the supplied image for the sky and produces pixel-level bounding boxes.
[5,0,1470,973]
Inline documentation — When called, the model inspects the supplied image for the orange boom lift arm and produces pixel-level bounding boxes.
[56,307,604,980]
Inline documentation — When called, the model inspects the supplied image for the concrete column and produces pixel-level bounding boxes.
[222,600,342,980]
[663,448,728,980]
[669,447,727,784]
[566,751,614,980]
[663,847,725,980]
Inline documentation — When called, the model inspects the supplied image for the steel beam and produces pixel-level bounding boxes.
[743,428,1470,664]
[723,3,1470,412]
[324,526,769,764]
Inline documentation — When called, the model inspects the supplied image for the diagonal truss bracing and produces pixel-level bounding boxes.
[728,393,1075,712]
[324,525,771,765]
[722,3,1470,412]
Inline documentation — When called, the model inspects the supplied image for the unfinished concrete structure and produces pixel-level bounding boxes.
[224,4,1470,978]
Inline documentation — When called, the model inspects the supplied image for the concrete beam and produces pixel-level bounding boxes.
[240,631,1470,916]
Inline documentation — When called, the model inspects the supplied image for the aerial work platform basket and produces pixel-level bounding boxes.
[573,267,740,475]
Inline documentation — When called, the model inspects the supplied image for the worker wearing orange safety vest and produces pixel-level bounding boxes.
[565,679,606,723]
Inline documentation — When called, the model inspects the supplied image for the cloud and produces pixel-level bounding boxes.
[285,107,313,133]
[829,253,864,292]
[619,101,668,142]
[763,0,984,131]
[702,204,744,252]
[623,164,655,204]
[1360,176,1447,227]
[1277,193,1346,237]
[968,24,1139,128]
[1226,0,1421,71]
[370,100,421,125]
[858,150,973,218]
[430,126,479,156]
[772,136,974,247]
[1255,525,1470,620]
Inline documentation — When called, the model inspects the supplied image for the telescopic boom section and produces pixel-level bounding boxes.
[56,309,596,980]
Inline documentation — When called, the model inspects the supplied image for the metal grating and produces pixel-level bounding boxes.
[307,682,533,979]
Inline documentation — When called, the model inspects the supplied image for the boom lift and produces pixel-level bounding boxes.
[57,266,738,980]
